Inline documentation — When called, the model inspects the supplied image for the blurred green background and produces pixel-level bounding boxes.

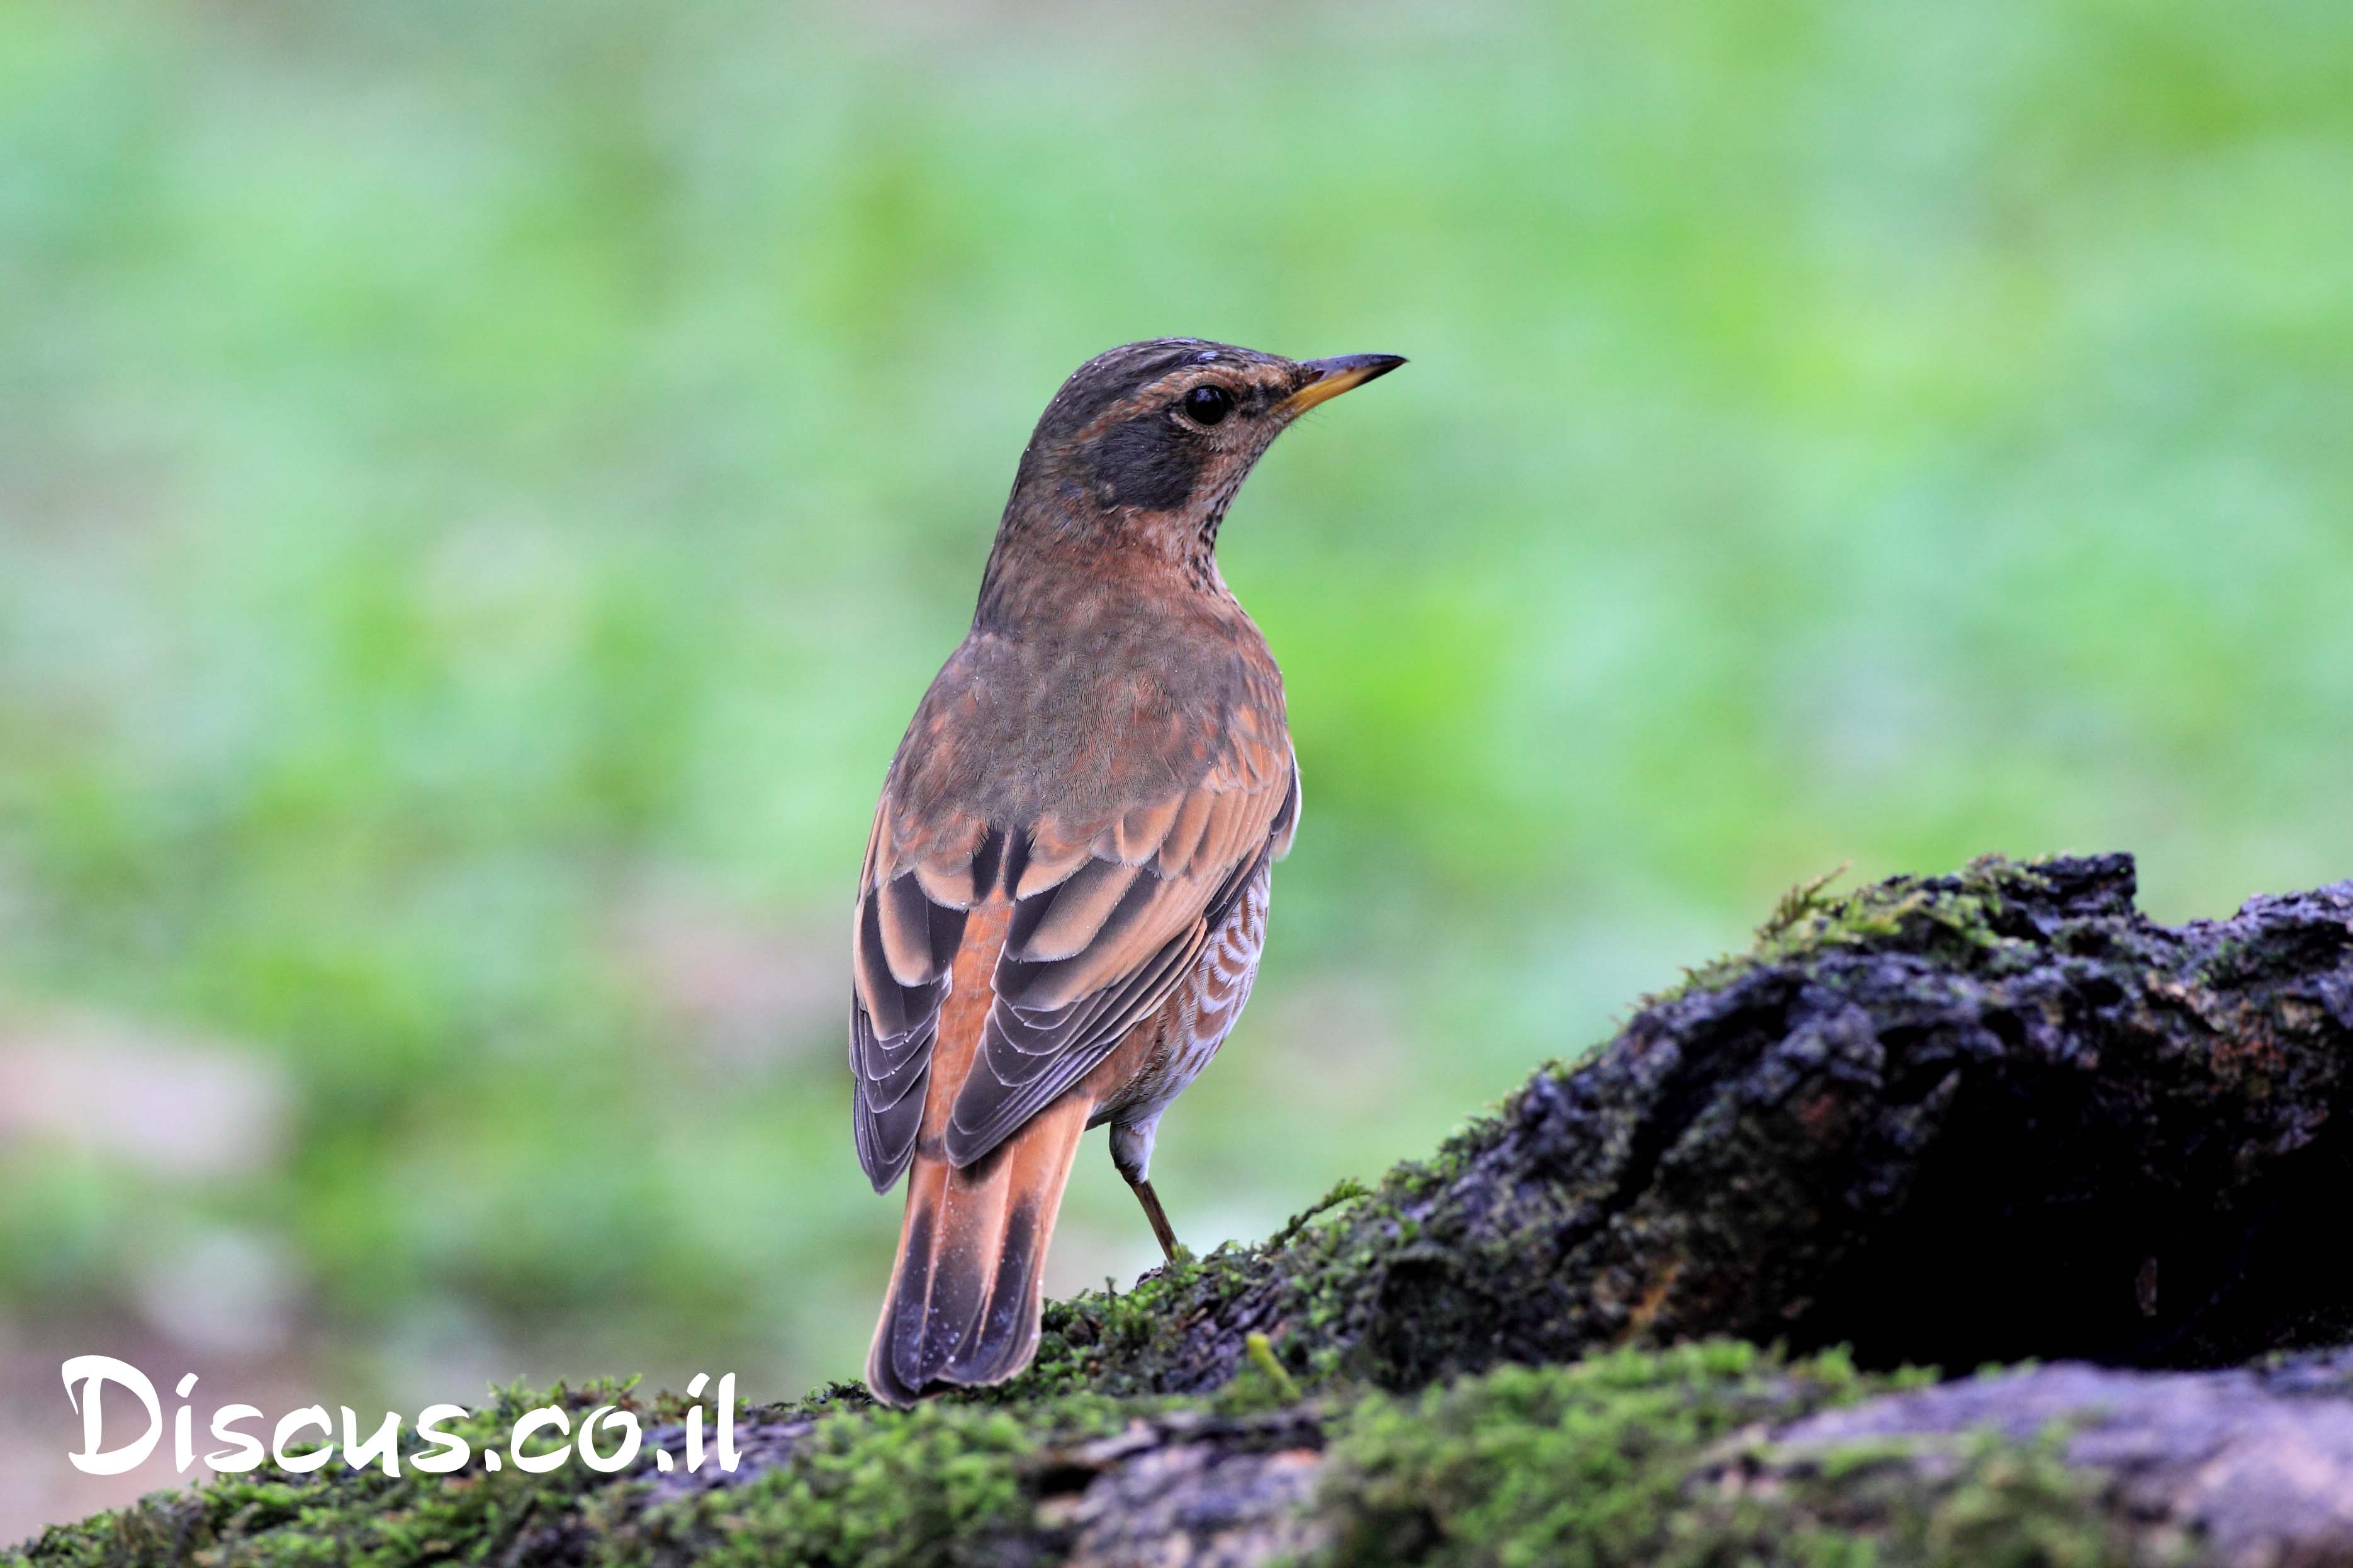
[3,0,2349,1533]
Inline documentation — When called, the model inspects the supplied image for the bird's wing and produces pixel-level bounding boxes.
[851,734,1297,1187]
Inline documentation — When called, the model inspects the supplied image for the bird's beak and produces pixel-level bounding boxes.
[1278,353,1407,416]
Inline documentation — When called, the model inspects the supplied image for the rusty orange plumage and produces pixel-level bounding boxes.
[849,339,1403,1404]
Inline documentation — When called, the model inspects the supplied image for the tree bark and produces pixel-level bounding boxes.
[1036,853,2353,1396]
[20,854,2353,1568]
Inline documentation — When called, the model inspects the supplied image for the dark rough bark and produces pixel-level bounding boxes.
[1035,1409,1333,1567]
[19,854,2353,1568]
[1027,853,2353,1397]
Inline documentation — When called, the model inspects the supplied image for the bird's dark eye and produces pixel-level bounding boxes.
[1181,384,1234,427]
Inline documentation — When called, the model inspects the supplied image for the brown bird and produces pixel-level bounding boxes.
[850,337,1403,1405]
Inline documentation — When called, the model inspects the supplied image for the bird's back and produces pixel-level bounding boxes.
[891,561,1288,835]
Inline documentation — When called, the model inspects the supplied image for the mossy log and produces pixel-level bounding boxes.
[1026,852,2353,1396]
[16,854,2353,1567]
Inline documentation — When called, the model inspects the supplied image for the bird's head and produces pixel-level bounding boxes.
[994,338,1403,581]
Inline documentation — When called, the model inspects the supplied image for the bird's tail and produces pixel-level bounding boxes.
[865,1095,1089,1406]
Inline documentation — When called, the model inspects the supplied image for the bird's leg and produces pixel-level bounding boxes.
[1126,1175,1181,1264]
[1109,1119,1181,1263]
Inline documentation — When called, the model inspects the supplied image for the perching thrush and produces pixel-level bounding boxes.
[850,338,1403,1406]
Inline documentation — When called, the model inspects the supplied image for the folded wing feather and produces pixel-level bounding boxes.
[849,742,1294,1187]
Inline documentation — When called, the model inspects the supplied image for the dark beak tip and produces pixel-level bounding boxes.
[1310,352,1407,381]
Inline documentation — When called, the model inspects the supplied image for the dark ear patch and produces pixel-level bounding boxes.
[1092,413,1203,511]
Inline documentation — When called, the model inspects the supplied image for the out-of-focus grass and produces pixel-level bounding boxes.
[1,0,2347,1431]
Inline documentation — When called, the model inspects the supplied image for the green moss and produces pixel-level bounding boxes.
[11,1380,636,1568]
[1002,1087,1568,1401]
[1014,1242,1279,1399]
[1006,1163,1413,1399]
[1310,1341,1865,1567]
[1311,1347,2135,1568]
[1655,854,2062,1006]
[620,1400,1078,1568]
[6,1374,1201,1568]
[14,1348,2160,1568]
